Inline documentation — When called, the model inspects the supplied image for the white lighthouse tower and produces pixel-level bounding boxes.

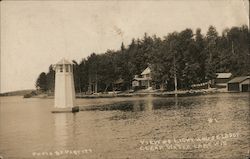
[52,58,79,113]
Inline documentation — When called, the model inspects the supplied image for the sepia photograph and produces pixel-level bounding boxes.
[0,0,249,158]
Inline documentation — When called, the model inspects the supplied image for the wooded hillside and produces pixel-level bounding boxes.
[36,25,250,92]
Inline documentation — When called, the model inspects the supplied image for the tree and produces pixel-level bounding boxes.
[72,60,82,93]
[205,26,219,84]
[36,25,249,92]
[46,65,55,92]
[194,28,206,83]
[121,42,125,52]
[36,72,47,91]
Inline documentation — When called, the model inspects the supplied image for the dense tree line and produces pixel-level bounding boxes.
[36,65,55,92]
[36,25,249,92]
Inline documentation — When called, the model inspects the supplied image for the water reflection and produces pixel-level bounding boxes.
[84,97,185,112]
[132,96,153,112]
[132,100,142,112]
[143,95,153,111]
[54,114,68,149]
[174,96,178,107]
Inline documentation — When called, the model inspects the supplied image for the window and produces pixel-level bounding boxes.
[65,65,69,72]
[59,65,63,72]
[68,65,71,72]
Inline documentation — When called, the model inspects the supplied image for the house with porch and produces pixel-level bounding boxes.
[132,67,152,90]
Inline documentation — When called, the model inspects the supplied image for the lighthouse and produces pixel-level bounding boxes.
[52,58,79,113]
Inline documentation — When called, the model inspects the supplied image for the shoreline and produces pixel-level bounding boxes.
[19,88,237,99]
[1,90,246,112]
[2,88,243,99]
[76,88,230,98]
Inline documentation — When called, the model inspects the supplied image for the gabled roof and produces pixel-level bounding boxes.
[56,58,72,65]
[141,67,151,75]
[228,76,250,83]
[216,73,232,79]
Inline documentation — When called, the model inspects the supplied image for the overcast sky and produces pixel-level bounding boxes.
[0,0,249,93]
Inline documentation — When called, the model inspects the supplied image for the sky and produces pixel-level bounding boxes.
[0,0,249,93]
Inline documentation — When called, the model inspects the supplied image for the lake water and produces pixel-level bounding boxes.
[0,93,249,158]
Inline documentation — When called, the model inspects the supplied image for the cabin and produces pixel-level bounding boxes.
[132,67,152,89]
[114,78,125,91]
[214,73,232,88]
[227,76,250,92]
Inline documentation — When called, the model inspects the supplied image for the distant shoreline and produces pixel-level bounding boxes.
[0,89,35,97]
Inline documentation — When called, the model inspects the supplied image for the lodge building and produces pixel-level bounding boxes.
[214,73,232,88]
